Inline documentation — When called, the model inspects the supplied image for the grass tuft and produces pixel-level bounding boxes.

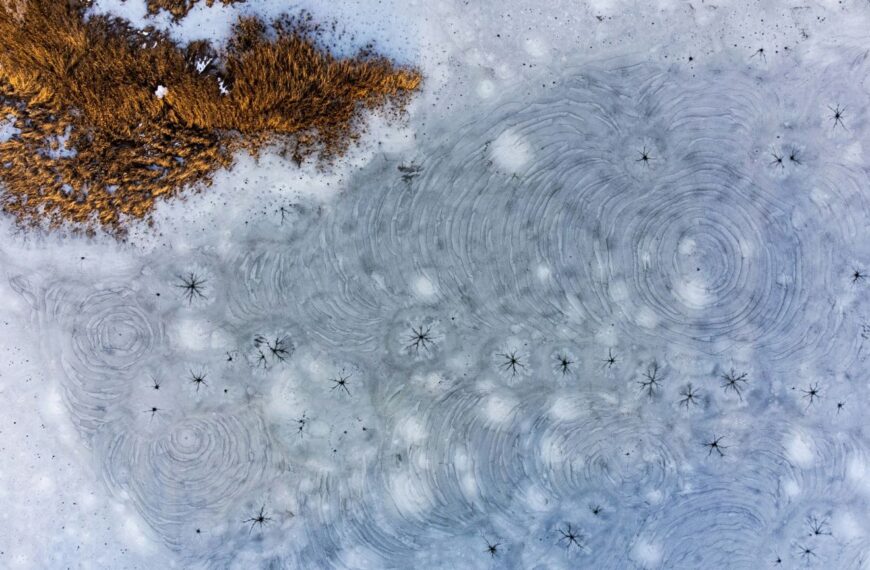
[146,0,244,21]
[0,1,421,234]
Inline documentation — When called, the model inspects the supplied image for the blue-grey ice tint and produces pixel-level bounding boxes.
[10,54,870,569]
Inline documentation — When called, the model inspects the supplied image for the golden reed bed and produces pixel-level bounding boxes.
[146,0,244,21]
[0,0,421,234]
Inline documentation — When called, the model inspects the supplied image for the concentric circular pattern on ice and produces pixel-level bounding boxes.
[221,61,866,372]
[71,289,155,370]
[99,408,275,550]
[58,287,161,436]
[23,55,870,568]
[226,59,867,567]
[605,177,801,345]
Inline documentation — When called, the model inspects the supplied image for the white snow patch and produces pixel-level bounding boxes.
[635,306,659,329]
[523,36,548,58]
[412,275,436,299]
[522,484,551,511]
[609,279,630,303]
[490,129,533,173]
[782,478,801,497]
[675,277,712,308]
[388,470,432,516]
[832,511,865,541]
[0,115,20,142]
[549,396,582,421]
[678,237,696,255]
[170,317,210,351]
[785,431,815,468]
[194,57,212,74]
[44,126,77,159]
[398,416,427,444]
[630,538,663,568]
[477,79,496,99]
[483,394,518,423]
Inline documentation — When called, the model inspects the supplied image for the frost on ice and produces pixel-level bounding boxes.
[4,0,870,569]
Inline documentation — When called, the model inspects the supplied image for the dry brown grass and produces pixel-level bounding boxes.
[0,0,421,234]
[146,0,244,21]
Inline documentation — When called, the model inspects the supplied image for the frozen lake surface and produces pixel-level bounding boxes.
[3,0,870,568]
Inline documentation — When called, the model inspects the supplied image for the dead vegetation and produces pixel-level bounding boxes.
[146,0,244,21]
[0,0,421,234]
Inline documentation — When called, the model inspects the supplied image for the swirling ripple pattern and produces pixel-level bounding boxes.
[20,57,870,568]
